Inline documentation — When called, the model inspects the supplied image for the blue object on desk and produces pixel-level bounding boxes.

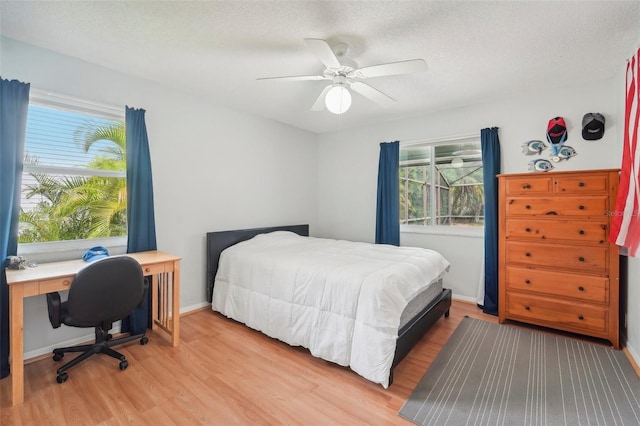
[82,246,109,262]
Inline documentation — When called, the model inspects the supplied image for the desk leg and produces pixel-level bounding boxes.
[150,274,158,332]
[9,284,24,406]
[171,260,180,347]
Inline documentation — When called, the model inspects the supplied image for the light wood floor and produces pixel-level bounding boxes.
[1,300,497,425]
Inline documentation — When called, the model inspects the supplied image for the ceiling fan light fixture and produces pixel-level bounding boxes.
[325,84,351,114]
[259,39,427,114]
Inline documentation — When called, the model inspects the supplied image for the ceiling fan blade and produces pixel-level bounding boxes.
[257,75,327,82]
[311,85,332,111]
[353,59,427,78]
[350,82,395,106]
[304,38,341,69]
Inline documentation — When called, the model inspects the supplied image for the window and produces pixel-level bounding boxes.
[400,137,484,228]
[19,92,126,245]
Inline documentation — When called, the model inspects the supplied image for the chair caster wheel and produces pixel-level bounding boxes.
[56,372,68,383]
[119,360,129,370]
[140,336,149,345]
[53,353,64,362]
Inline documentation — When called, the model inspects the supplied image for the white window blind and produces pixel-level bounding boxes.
[19,91,127,245]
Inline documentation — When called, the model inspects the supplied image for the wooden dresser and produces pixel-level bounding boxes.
[498,169,620,348]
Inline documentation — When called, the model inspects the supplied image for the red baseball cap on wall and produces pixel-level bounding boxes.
[546,116,567,144]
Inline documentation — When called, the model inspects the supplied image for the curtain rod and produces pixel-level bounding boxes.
[400,132,480,147]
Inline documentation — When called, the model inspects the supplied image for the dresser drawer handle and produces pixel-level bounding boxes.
[578,256,585,262]
[578,315,584,320]
[525,305,531,311]
[525,228,531,232]
[578,205,585,210]
[525,252,531,257]
[546,211,558,215]
[525,279,531,284]
[525,205,531,209]
[578,230,585,235]
[523,183,531,189]
[578,286,585,291]
[62,279,71,287]
[578,182,585,187]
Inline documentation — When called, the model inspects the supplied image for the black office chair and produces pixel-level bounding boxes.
[46,256,149,383]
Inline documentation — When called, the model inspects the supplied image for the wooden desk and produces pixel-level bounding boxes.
[5,251,181,406]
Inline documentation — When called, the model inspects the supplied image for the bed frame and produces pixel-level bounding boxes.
[205,224,451,386]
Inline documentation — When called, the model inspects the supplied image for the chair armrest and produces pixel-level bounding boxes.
[46,292,62,328]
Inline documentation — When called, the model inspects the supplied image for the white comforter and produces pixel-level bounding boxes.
[211,231,450,387]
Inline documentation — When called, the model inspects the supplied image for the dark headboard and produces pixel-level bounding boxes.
[206,224,309,302]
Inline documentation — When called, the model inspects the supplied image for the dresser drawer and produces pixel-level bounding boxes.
[505,292,607,334]
[505,267,607,303]
[505,241,608,273]
[553,175,608,194]
[505,196,608,217]
[504,176,552,195]
[505,219,607,243]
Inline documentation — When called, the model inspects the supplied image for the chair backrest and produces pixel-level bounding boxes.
[66,256,145,327]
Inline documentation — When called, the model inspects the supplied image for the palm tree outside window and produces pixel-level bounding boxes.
[18,93,126,246]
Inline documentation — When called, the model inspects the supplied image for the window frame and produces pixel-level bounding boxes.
[400,134,484,238]
[17,89,127,256]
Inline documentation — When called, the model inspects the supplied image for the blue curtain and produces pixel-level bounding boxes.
[0,78,30,379]
[481,127,501,315]
[121,106,157,335]
[375,141,400,246]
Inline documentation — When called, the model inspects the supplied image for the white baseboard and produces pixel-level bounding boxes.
[626,341,640,369]
[25,324,122,360]
[452,293,480,304]
[180,301,210,314]
[24,302,211,361]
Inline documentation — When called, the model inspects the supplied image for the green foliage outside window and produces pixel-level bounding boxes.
[400,141,484,227]
[439,161,484,225]
[400,165,430,225]
[19,122,127,243]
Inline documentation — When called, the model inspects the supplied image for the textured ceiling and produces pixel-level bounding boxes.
[1,1,639,134]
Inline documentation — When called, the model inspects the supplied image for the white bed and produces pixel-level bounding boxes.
[211,231,450,387]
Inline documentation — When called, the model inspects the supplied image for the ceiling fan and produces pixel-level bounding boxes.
[257,38,427,114]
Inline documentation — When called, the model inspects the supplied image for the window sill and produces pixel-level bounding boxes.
[18,237,128,263]
[401,225,484,238]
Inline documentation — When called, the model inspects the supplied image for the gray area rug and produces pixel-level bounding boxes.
[400,317,640,426]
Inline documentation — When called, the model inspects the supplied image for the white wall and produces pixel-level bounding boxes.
[625,259,640,361]
[1,37,319,357]
[318,79,622,240]
[316,78,639,363]
[3,34,638,367]
[317,79,621,288]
